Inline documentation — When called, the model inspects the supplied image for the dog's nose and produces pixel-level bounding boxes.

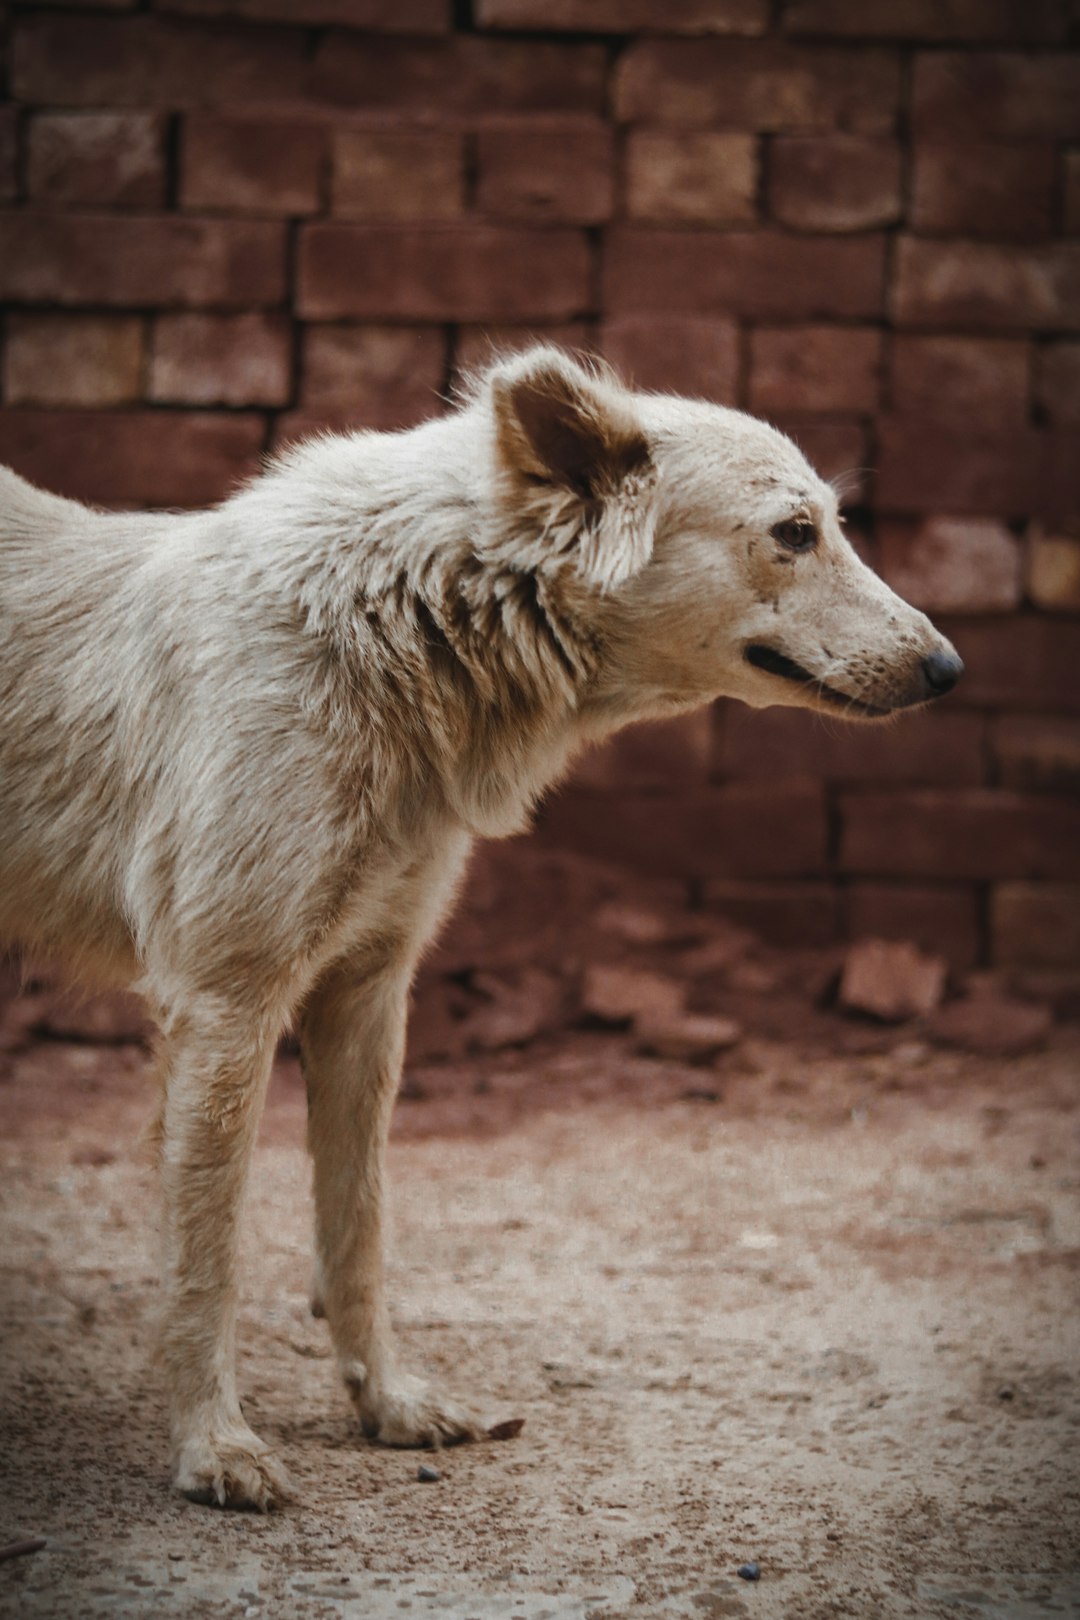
[921,648,964,698]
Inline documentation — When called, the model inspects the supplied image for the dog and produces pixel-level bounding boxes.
[0,346,962,1508]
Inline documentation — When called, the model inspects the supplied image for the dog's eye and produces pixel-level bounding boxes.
[771,519,818,553]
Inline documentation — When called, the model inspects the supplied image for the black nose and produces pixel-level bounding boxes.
[922,648,964,698]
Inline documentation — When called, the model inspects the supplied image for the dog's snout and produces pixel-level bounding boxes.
[921,648,964,699]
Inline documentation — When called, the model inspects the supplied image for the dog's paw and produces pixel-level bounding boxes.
[349,1369,484,1449]
[173,1425,291,1511]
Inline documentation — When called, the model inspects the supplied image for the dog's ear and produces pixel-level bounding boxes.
[490,348,657,588]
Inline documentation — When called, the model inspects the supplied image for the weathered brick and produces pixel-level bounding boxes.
[841,789,1080,880]
[846,884,980,969]
[991,883,1080,967]
[0,410,265,507]
[615,40,900,132]
[748,325,880,414]
[12,15,307,107]
[0,108,17,204]
[540,781,828,879]
[703,882,840,947]
[940,617,1080,713]
[878,517,1023,614]
[0,214,286,309]
[993,715,1080,792]
[570,713,712,791]
[333,130,464,221]
[714,701,985,786]
[313,35,606,115]
[894,239,1080,332]
[599,314,738,401]
[158,0,449,28]
[150,313,291,406]
[1027,529,1080,611]
[625,131,756,224]
[913,51,1080,140]
[27,112,165,208]
[770,135,901,231]
[476,124,615,225]
[604,230,885,319]
[476,0,768,31]
[784,0,1068,43]
[4,314,146,408]
[454,323,591,383]
[876,417,1079,520]
[910,142,1055,239]
[771,417,869,496]
[1035,342,1080,426]
[182,117,324,215]
[298,225,589,321]
[301,325,446,427]
[890,335,1030,429]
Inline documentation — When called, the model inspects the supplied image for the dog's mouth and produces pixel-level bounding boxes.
[743,644,893,719]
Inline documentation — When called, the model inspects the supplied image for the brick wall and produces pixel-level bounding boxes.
[1,0,1078,967]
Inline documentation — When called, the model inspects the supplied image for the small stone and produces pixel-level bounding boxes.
[737,1562,761,1581]
[416,1464,440,1483]
[839,938,947,1023]
[636,1012,741,1063]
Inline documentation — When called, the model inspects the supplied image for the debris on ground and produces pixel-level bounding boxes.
[929,991,1053,1056]
[580,965,685,1026]
[416,1464,441,1483]
[635,1012,741,1063]
[737,1562,761,1581]
[839,938,948,1023]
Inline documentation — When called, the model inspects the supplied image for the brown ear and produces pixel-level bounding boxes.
[492,350,651,501]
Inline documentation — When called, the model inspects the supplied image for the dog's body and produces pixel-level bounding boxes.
[0,348,961,1507]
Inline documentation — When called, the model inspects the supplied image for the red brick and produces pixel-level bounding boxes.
[770,136,901,231]
[991,883,1080,967]
[841,789,1080,880]
[599,315,738,401]
[298,225,589,321]
[476,124,615,225]
[878,517,1023,614]
[939,616,1080,713]
[150,313,291,406]
[894,238,1080,332]
[19,0,137,9]
[540,781,828,879]
[890,335,1030,430]
[625,131,756,224]
[876,417,1079,521]
[313,35,606,116]
[615,40,900,133]
[0,109,17,204]
[181,117,324,215]
[476,0,768,31]
[12,15,307,107]
[770,417,869,498]
[454,323,591,384]
[1066,152,1080,235]
[847,885,980,969]
[913,51,1080,140]
[4,315,146,408]
[784,0,1067,43]
[0,410,265,508]
[702,882,840,947]
[604,230,885,319]
[333,130,464,221]
[993,716,1080,792]
[301,325,446,427]
[1027,530,1080,611]
[1035,342,1080,427]
[714,702,985,787]
[570,712,712,791]
[0,213,286,309]
[158,0,448,27]
[27,112,165,208]
[748,325,880,414]
[910,143,1055,240]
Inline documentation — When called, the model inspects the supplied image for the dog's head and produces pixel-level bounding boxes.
[486,346,962,724]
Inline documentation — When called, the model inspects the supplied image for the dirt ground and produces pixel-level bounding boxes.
[1,869,1079,1619]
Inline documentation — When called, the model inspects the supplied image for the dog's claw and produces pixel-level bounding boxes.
[173,1428,291,1512]
[353,1372,485,1449]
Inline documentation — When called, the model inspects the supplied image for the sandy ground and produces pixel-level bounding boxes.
[1,1011,1078,1620]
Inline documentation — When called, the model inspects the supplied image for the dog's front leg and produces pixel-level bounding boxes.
[302,961,483,1448]
[158,1010,289,1509]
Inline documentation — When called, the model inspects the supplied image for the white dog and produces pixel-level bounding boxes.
[0,347,962,1508]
